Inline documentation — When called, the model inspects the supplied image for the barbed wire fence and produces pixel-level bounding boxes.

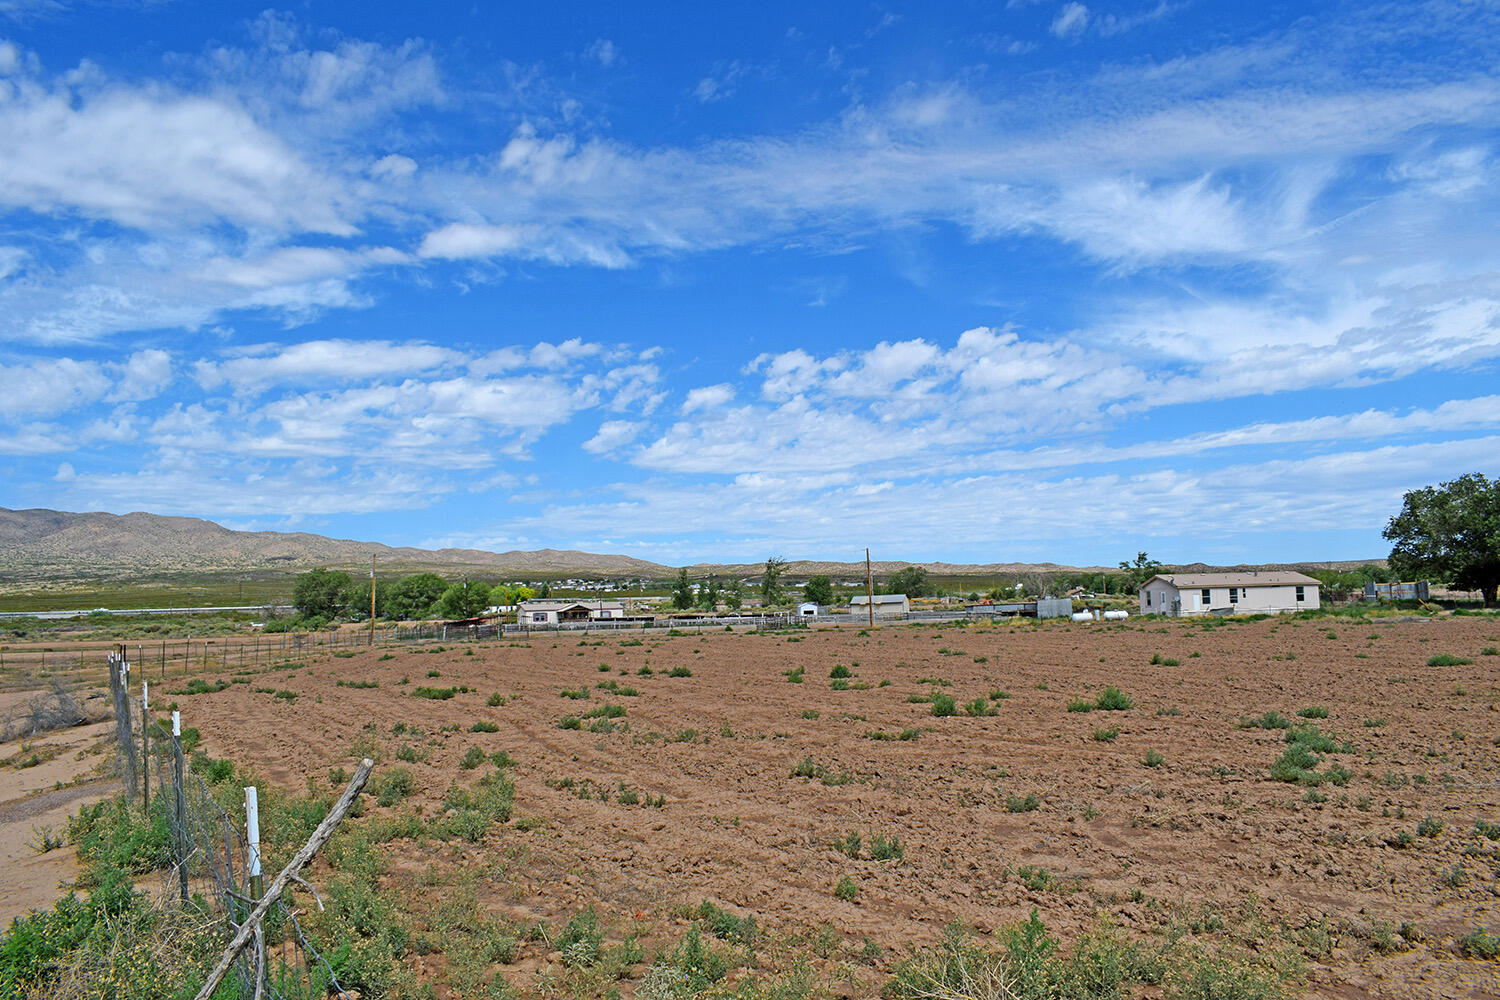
[107,647,352,999]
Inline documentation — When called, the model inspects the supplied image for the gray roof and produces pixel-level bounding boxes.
[518,599,624,610]
[850,593,909,604]
[1144,572,1319,589]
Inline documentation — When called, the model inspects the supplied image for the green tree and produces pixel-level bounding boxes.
[760,557,788,606]
[292,568,352,619]
[346,579,388,621]
[697,575,720,610]
[434,581,492,620]
[724,579,744,611]
[803,575,834,606]
[887,566,933,597]
[1384,473,1500,607]
[672,568,695,610]
[1118,552,1164,592]
[384,572,449,620]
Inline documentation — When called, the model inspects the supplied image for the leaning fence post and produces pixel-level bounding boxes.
[172,710,189,904]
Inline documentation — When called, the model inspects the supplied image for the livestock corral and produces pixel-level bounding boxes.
[4,613,1500,999]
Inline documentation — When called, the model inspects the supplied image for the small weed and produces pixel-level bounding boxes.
[1095,686,1133,711]
[1066,698,1094,713]
[930,693,958,717]
[470,720,500,733]
[785,666,805,683]
[1006,793,1040,813]
[1143,749,1165,768]
[830,664,852,679]
[870,832,904,861]
[668,666,693,678]
[963,696,996,717]
[1092,727,1119,742]
[1417,815,1443,838]
[1298,706,1329,719]
[1427,653,1471,666]
[802,709,820,719]
[835,875,859,901]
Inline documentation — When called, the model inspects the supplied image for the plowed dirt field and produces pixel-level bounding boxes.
[41,614,1500,997]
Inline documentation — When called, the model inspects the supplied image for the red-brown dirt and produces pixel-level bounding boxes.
[15,614,1500,998]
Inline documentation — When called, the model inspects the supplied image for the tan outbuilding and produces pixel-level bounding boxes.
[1138,571,1320,617]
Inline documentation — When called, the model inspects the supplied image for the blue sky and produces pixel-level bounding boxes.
[1,1,1497,566]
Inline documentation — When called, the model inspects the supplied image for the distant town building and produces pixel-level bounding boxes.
[1138,572,1320,617]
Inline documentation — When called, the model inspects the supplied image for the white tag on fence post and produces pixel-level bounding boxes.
[244,786,262,879]
[172,711,180,737]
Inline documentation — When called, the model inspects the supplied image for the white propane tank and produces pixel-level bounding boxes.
[1070,611,1093,622]
[1103,610,1129,620]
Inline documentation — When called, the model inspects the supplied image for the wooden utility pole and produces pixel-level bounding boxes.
[865,548,875,628]
[370,554,377,646]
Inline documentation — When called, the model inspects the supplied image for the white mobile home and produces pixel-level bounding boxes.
[849,594,910,617]
[1139,572,1320,617]
[517,599,625,625]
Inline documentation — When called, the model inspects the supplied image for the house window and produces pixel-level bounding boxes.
[1229,588,1238,604]
[1201,588,1211,605]
[1145,590,1152,607]
[531,612,547,623]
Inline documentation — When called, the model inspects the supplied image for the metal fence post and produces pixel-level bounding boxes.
[172,710,189,904]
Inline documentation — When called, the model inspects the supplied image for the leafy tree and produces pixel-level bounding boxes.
[292,568,352,619]
[760,557,788,606]
[1384,473,1500,607]
[434,581,492,620]
[384,573,449,620]
[346,580,388,621]
[803,575,834,606]
[887,566,934,597]
[724,579,744,611]
[697,575,720,610]
[672,568,695,610]
[537,582,551,598]
[489,584,536,606]
[1118,552,1164,592]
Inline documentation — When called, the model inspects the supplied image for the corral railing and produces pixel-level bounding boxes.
[106,648,349,1000]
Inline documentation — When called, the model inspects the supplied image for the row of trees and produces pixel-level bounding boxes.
[291,569,550,622]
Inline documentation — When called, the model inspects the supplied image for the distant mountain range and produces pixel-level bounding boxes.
[0,507,1382,582]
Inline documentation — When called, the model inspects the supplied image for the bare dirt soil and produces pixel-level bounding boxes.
[8,614,1500,998]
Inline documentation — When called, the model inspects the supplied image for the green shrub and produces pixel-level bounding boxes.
[694,901,757,944]
[1067,698,1093,713]
[930,693,958,717]
[470,720,499,733]
[1427,653,1471,666]
[839,830,861,858]
[668,666,693,678]
[1095,686,1133,711]
[1006,793,1040,813]
[412,686,457,700]
[785,667,804,683]
[964,696,996,717]
[870,832,904,861]
[460,746,486,769]
[1143,749,1165,768]
[802,709,820,719]
[374,766,415,807]
[830,664,852,679]
[1298,706,1329,719]
[835,875,859,901]
[559,715,582,730]
[1417,815,1443,838]
[1460,927,1500,959]
[1092,727,1119,742]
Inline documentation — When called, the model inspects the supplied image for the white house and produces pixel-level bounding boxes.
[1139,572,1320,617]
[517,599,625,625]
[849,593,910,616]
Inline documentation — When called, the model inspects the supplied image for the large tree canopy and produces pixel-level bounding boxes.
[887,566,935,597]
[434,581,492,620]
[803,575,834,605]
[292,568,351,619]
[384,572,450,620]
[1383,473,1500,607]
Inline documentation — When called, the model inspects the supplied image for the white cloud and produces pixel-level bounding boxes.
[583,419,641,453]
[583,39,618,67]
[1051,3,1089,38]
[681,383,734,413]
[194,339,460,390]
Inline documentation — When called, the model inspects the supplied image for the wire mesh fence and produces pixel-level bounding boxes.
[107,648,350,999]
